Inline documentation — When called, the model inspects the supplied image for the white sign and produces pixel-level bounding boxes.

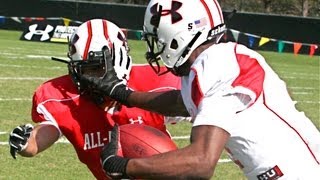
[50,25,78,43]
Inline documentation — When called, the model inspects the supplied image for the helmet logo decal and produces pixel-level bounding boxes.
[68,34,79,57]
[200,0,213,27]
[194,17,207,28]
[117,31,128,51]
[150,1,183,26]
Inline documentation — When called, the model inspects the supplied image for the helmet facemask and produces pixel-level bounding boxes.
[67,46,110,93]
[143,5,171,76]
[52,19,132,105]
[144,31,170,76]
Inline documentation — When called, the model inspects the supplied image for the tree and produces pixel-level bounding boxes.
[85,0,319,17]
[301,0,309,17]
[261,0,273,13]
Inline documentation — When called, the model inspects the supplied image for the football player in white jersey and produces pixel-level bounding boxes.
[79,0,320,179]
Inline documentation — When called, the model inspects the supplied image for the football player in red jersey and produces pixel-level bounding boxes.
[8,19,187,180]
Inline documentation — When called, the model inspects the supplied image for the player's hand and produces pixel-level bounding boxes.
[101,125,130,179]
[79,47,132,105]
[9,124,34,159]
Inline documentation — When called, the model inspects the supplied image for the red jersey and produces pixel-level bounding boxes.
[31,65,181,179]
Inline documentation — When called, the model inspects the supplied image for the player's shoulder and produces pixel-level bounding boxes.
[190,42,241,92]
[129,64,181,92]
[34,75,78,101]
[193,42,237,72]
[205,41,261,57]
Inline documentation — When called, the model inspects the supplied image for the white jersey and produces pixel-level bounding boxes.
[181,42,320,180]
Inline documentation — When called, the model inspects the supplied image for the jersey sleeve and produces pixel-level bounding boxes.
[31,85,46,123]
[31,76,75,136]
[31,87,63,136]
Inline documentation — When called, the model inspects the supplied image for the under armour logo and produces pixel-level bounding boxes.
[129,116,144,124]
[24,24,54,41]
[150,1,183,27]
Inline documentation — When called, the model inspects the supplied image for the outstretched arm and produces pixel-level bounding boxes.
[9,123,59,158]
[78,48,189,116]
[102,125,230,179]
[80,70,188,116]
[127,90,189,117]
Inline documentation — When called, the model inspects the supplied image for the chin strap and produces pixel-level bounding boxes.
[174,31,202,70]
[207,24,227,42]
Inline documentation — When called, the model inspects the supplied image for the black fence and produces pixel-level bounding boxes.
[1,0,319,55]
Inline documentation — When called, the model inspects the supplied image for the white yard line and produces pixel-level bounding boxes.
[292,92,314,95]
[289,87,317,90]
[0,77,50,80]
[300,100,320,104]
[0,98,32,101]
[0,64,64,69]
[218,159,232,163]
[172,136,190,140]
[282,76,319,80]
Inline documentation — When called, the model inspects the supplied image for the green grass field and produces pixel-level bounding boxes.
[0,29,319,179]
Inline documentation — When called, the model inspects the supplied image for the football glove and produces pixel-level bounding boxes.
[79,47,132,105]
[101,125,130,179]
[9,124,34,159]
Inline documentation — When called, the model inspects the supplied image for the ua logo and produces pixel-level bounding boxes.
[24,24,54,41]
[129,116,144,124]
[150,1,182,26]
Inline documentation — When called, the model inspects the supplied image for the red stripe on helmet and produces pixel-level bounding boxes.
[102,20,113,50]
[200,0,213,27]
[102,20,109,40]
[213,0,224,23]
[83,21,93,60]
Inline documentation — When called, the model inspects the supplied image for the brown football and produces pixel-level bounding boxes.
[119,124,177,158]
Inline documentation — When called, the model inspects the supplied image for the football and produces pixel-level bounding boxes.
[119,124,177,158]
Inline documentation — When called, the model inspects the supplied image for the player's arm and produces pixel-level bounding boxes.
[81,74,189,116]
[102,124,230,179]
[9,123,60,158]
[80,61,188,116]
[127,90,189,116]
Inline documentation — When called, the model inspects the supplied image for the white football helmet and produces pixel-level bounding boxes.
[68,19,132,92]
[143,0,226,75]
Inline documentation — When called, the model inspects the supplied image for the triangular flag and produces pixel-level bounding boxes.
[35,17,45,21]
[24,17,32,22]
[230,29,239,42]
[293,42,302,55]
[0,16,5,25]
[278,41,285,53]
[135,31,142,40]
[11,17,21,23]
[259,37,270,47]
[248,35,255,48]
[63,18,71,26]
[309,44,318,57]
